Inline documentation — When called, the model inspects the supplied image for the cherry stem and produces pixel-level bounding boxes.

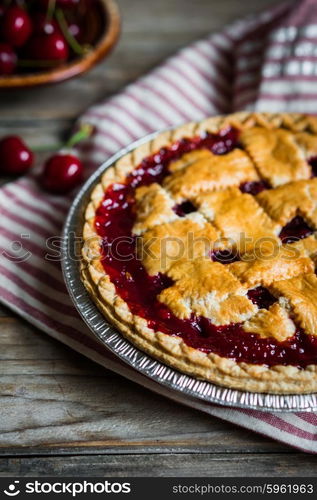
[47,0,56,21]
[65,123,94,148]
[55,8,90,56]
[32,123,94,153]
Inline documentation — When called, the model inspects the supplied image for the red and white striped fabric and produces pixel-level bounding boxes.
[1,0,317,453]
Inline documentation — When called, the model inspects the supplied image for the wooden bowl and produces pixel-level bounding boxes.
[0,0,120,89]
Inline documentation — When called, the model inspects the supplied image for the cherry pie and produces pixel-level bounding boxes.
[81,112,317,394]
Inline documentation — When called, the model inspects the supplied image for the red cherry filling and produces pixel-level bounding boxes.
[196,127,240,155]
[309,156,317,177]
[240,180,270,195]
[180,321,317,365]
[173,200,196,217]
[279,215,313,244]
[247,286,276,309]
[94,129,317,367]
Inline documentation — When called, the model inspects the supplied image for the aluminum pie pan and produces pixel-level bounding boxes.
[62,131,317,412]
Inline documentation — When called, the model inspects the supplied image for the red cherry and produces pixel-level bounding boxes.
[25,32,69,61]
[40,154,83,194]
[68,22,82,41]
[0,43,16,74]
[0,136,34,175]
[2,6,32,47]
[32,13,61,36]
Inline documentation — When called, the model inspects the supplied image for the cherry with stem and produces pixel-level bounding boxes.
[38,123,94,194]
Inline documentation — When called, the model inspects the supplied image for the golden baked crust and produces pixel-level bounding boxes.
[270,274,317,336]
[81,112,317,394]
[256,179,317,227]
[158,258,257,323]
[133,183,178,235]
[139,217,219,275]
[243,303,296,342]
[163,148,259,201]
[240,127,311,187]
[194,187,280,252]
[228,244,314,288]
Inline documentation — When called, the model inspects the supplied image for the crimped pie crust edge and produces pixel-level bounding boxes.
[81,112,317,394]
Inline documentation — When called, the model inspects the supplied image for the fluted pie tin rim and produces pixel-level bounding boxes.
[62,131,317,413]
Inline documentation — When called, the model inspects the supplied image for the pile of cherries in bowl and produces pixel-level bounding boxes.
[0,0,99,75]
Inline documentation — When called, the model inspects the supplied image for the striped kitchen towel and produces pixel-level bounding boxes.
[1,0,317,453]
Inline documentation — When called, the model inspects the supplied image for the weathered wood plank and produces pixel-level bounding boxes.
[0,315,289,454]
[0,453,315,477]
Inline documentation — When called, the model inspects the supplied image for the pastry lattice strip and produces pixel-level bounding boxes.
[131,123,317,339]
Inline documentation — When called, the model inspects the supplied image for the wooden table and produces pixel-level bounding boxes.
[0,0,316,477]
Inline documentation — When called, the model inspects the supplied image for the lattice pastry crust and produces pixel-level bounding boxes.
[81,112,317,394]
